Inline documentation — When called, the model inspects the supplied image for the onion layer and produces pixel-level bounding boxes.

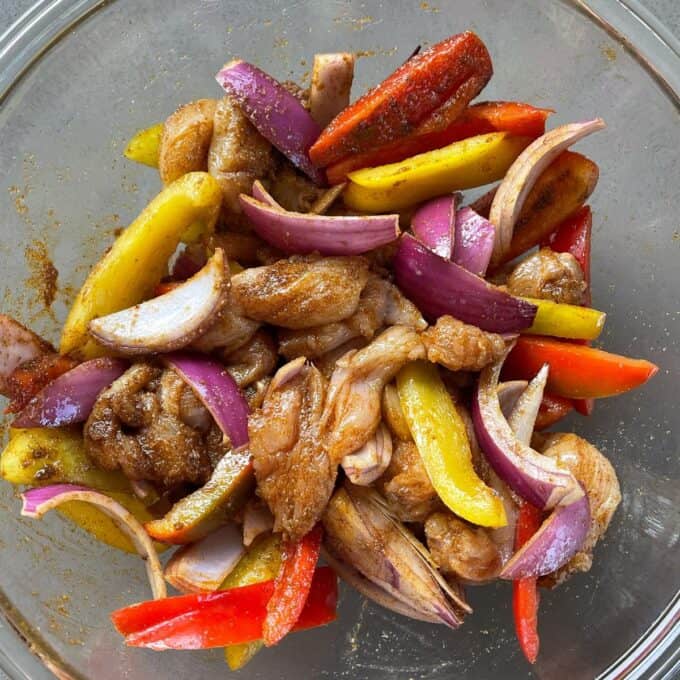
[310,53,355,128]
[21,484,166,599]
[453,206,495,276]
[411,194,457,259]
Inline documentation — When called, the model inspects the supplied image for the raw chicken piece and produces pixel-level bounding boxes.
[222,329,277,388]
[422,315,507,372]
[506,247,586,305]
[208,96,276,225]
[278,275,424,359]
[249,360,331,541]
[158,99,217,184]
[425,511,501,583]
[191,298,261,355]
[231,255,370,329]
[268,164,326,213]
[320,326,425,464]
[539,433,622,587]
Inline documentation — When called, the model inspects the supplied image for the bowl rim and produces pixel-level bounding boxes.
[0,1,678,678]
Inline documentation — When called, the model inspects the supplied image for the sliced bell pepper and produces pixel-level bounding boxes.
[221,534,283,670]
[397,361,507,528]
[111,566,338,649]
[263,524,323,647]
[309,31,493,168]
[145,450,254,544]
[60,171,222,359]
[541,206,595,414]
[123,122,163,168]
[495,152,599,266]
[535,394,574,430]
[513,501,543,664]
[504,336,658,399]
[522,298,605,340]
[344,132,531,213]
[4,354,78,413]
[325,101,553,184]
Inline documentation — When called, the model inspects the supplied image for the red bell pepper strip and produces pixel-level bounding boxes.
[263,524,323,646]
[513,501,543,664]
[535,393,574,430]
[111,566,337,650]
[504,336,658,399]
[541,206,595,414]
[309,31,493,169]
[325,102,552,184]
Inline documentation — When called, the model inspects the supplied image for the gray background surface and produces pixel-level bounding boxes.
[1,0,679,37]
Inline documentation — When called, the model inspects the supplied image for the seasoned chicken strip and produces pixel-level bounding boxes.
[222,329,277,388]
[506,247,586,305]
[208,96,276,224]
[539,433,622,587]
[320,326,425,464]
[231,255,370,329]
[249,360,331,541]
[158,99,217,184]
[191,297,261,355]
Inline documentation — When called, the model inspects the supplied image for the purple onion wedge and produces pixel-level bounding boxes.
[216,60,325,184]
[394,234,537,333]
[472,349,583,509]
[239,194,400,256]
[411,194,458,259]
[13,358,127,428]
[165,352,249,448]
[500,491,590,579]
[453,207,495,277]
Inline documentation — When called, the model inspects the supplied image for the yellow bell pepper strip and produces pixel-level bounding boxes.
[221,533,282,670]
[1,428,165,553]
[343,133,532,213]
[60,172,222,359]
[123,122,163,168]
[145,450,254,545]
[522,298,606,340]
[396,361,507,528]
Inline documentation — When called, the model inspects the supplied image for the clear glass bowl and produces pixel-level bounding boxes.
[0,1,678,678]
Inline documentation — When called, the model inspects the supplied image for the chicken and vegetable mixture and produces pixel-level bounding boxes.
[0,31,658,667]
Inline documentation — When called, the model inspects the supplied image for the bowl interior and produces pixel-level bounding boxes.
[0,1,678,678]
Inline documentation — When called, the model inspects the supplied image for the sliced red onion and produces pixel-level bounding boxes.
[411,194,458,259]
[472,350,583,510]
[489,119,606,263]
[310,53,355,128]
[89,249,229,354]
[268,356,306,393]
[0,314,52,393]
[453,207,495,277]
[171,249,206,280]
[165,352,249,448]
[216,60,324,184]
[251,180,282,208]
[500,492,590,579]
[394,234,537,333]
[497,380,528,420]
[21,484,166,599]
[164,524,245,593]
[13,358,127,428]
[341,423,393,486]
[242,500,274,547]
[507,364,548,445]
[239,195,400,256]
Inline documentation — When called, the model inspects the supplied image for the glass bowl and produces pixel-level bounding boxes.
[0,1,678,678]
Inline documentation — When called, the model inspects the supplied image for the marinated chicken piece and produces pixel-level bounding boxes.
[84,364,228,487]
[425,512,502,583]
[313,337,369,381]
[222,329,277,387]
[377,439,441,522]
[249,360,331,540]
[208,96,276,225]
[269,164,326,213]
[243,377,271,411]
[191,298,261,355]
[231,255,370,329]
[381,383,412,442]
[539,433,622,587]
[422,315,507,372]
[506,247,586,305]
[210,232,281,267]
[158,99,217,185]
[0,314,53,394]
[278,275,425,359]
[321,326,425,464]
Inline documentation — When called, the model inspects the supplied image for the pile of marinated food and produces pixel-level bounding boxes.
[0,31,658,668]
